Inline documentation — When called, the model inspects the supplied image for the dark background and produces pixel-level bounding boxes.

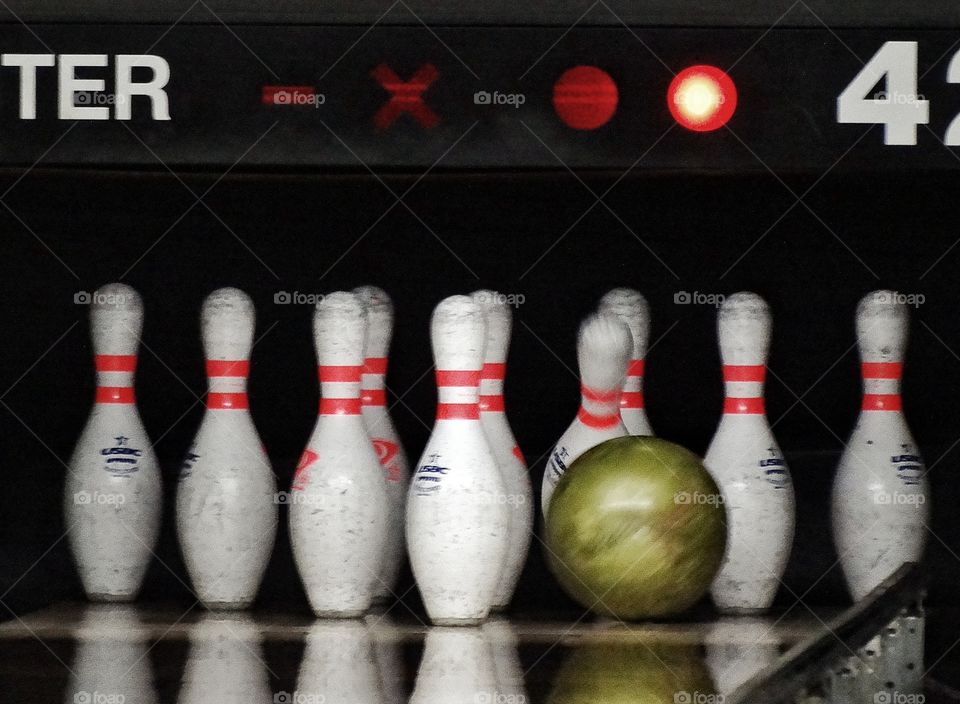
[0,166,957,619]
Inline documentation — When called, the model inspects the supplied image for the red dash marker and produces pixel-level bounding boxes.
[262,85,317,106]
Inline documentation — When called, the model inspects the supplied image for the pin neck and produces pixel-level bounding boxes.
[318,365,363,416]
[721,364,766,415]
[577,384,622,428]
[205,359,250,406]
[436,368,481,421]
[860,362,903,410]
[94,354,137,405]
[360,358,388,407]
[479,362,507,412]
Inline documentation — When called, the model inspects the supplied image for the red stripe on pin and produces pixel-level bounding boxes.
[621,391,645,409]
[480,395,505,412]
[482,362,506,380]
[436,370,481,387]
[95,355,137,372]
[437,403,480,420]
[320,398,362,415]
[207,392,249,410]
[723,365,766,382]
[581,385,620,403]
[319,365,362,383]
[863,394,902,411]
[96,387,134,404]
[627,359,645,376]
[206,360,250,377]
[363,357,388,375]
[861,362,903,379]
[724,397,765,414]
[362,389,387,406]
[577,406,620,428]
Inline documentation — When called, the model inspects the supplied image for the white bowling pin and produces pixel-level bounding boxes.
[598,287,654,436]
[409,627,498,704]
[289,292,389,617]
[365,612,405,704]
[706,292,795,613]
[471,290,533,611]
[176,288,278,610]
[178,613,271,704]
[296,620,383,704]
[540,313,631,516]
[704,617,781,696]
[66,605,158,704]
[832,290,929,601]
[406,296,509,625]
[354,285,411,602]
[65,283,162,602]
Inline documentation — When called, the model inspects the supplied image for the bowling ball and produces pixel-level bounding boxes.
[545,436,726,619]
[548,642,716,704]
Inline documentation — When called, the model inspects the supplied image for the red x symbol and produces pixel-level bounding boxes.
[371,63,441,130]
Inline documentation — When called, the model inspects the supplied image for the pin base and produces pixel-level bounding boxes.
[86,593,136,603]
[199,600,253,611]
[312,608,366,619]
[430,616,486,627]
[714,605,772,616]
[489,603,509,613]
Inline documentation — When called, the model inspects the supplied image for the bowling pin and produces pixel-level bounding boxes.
[471,290,533,610]
[598,287,654,436]
[365,612,405,704]
[176,288,278,610]
[354,285,410,602]
[409,627,498,704]
[706,292,795,613]
[65,283,162,602]
[178,613,270,704]
[832,290,929,601]
[66,605,158,704]
[540,312,632,516]
[406,295,509,625]
[289,292,389,617]
[296,620,383,704]
[483,618,528,704]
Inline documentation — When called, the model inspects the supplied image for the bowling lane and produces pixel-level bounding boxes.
[0,602,852,703]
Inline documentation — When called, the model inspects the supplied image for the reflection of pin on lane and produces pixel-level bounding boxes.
[176,288,278,611]
[832,290,930,601]
[406,296,509,625]
[410,627,498,704]
[541,312,631,516]
[289,292,389,618]
[704,616,780,695]
[705,292,795,613]
[65,283,162,602]
[472,290,533,611]
[179,614,270,704]
[355,285,410,603]
[598,287,654,436]
[297,620,381,704]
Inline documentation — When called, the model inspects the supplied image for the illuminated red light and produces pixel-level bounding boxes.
[667,65,737,132]
[552,66,618,130]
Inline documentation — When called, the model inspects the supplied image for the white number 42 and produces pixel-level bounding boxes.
[836,40,943,146]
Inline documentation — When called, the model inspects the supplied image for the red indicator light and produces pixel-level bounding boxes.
[667,65,737,132]
[371,63,441,131]
[552,66,618,130]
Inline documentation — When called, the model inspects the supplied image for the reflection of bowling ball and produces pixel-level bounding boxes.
[548,642,716,704]
[545,437,726,619]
